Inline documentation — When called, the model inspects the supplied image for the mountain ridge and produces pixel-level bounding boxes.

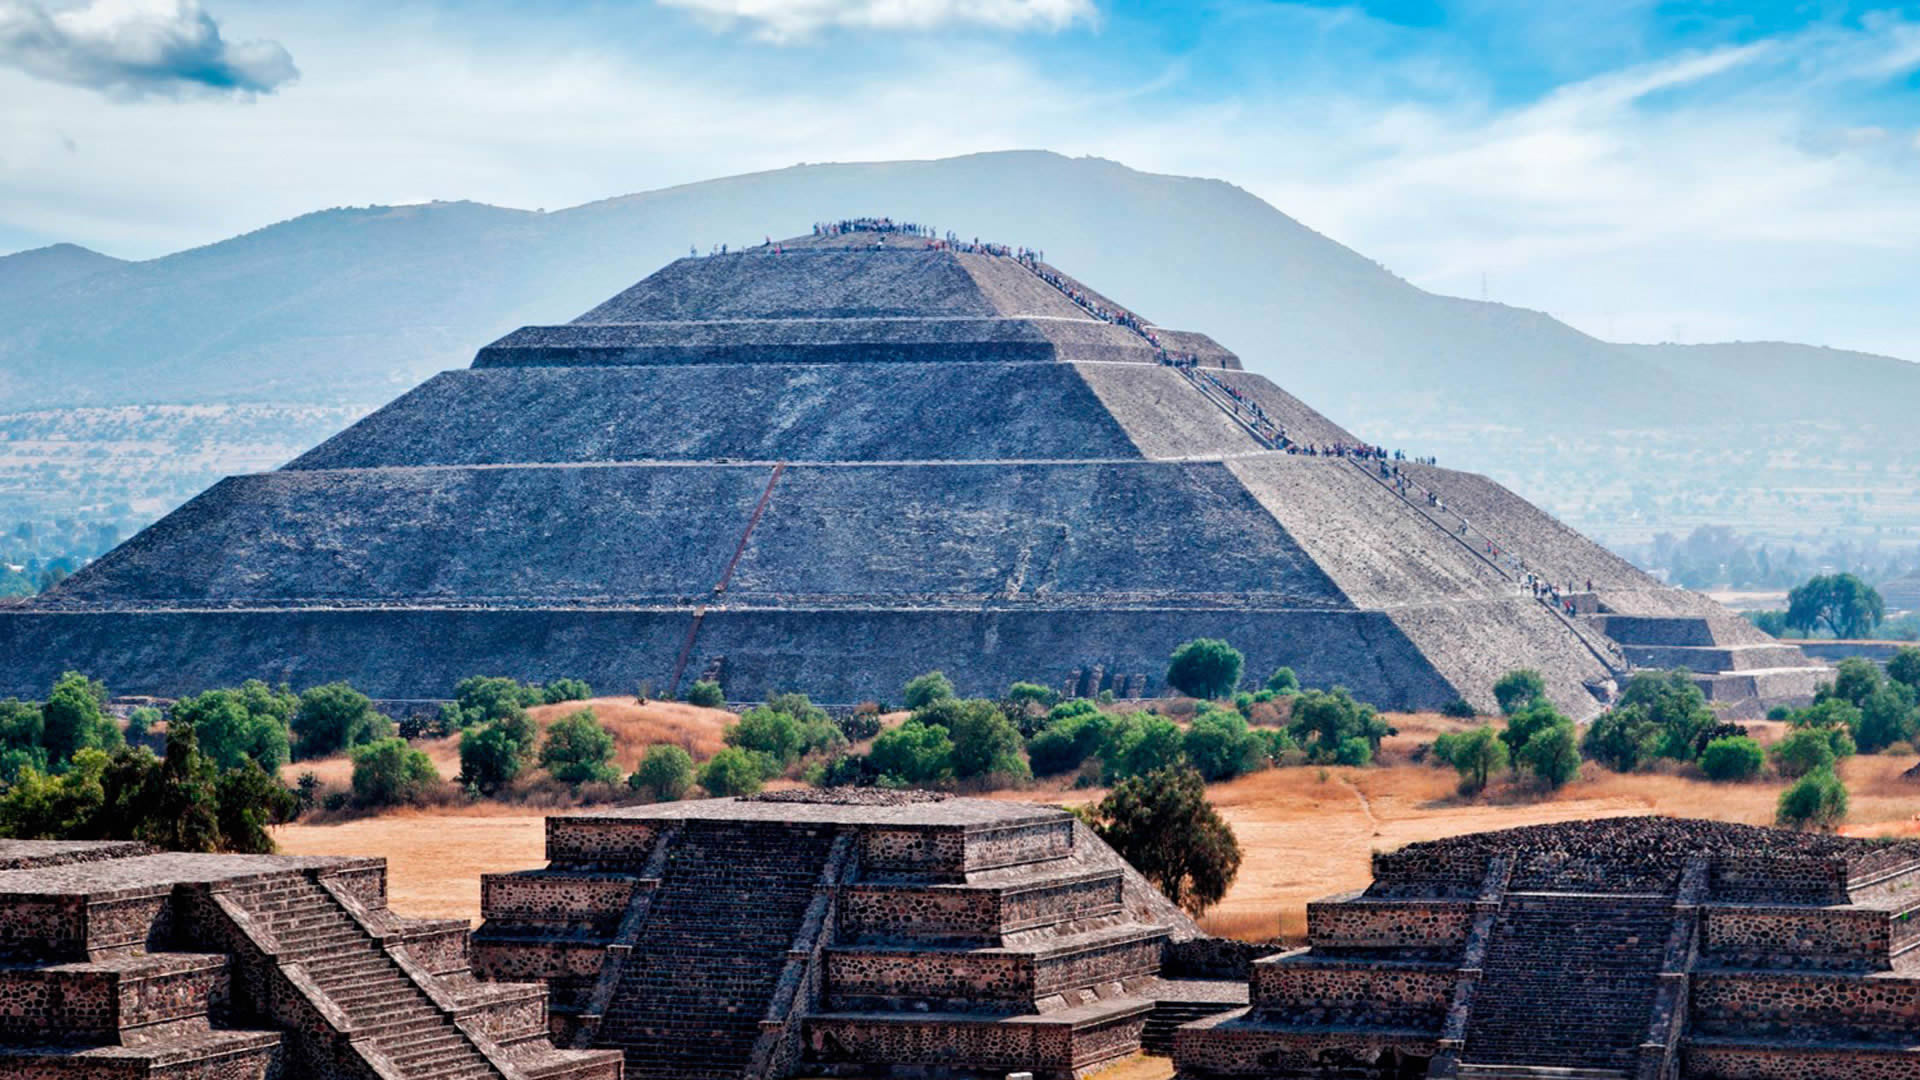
[1,151,1911,440]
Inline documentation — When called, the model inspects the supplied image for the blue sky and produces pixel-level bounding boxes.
[2,0,1918,360]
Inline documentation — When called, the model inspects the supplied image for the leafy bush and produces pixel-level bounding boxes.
[351,738,441,807]
[1501,700,1568,759]
[1099,714,1187,782]
[1770,728,1840,779]
[1440,699,1479,720]
[1698,736,1765,782]
[724,698,845,775]
[0,698,48,784]
[292,682,390,760]
[1515,718,1580,789]
[1166,639,1244,700]
[215,761,299,853]
[935,700,1028,781]
[539,709,620,786]
[867,720,954,785]
[1776,768,1848,830]
[41,671,121,768]
[1027,706,1112,777]
[126,705,160,741]
[698,747,767,797]
[836,709,883,742]
[541,678,593,705]
[458,721,532,794]
[1183,706,1267,781]
[683,680,726,708]
[1432,727,1507,794]
[1493,669,1547,715]
[1265,666,1301,696]
[445,676,536,730]
[1287,688,1390,764]
[902,671,955,711]
[1889,647,1920,692]
[1090,766,1240,915]
[1580,704,1664,772]
[1006,682,1059,710]
[170,681,295,773]
[629,745,695,801]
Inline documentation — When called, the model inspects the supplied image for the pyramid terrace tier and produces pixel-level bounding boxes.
[0,840,621,1080]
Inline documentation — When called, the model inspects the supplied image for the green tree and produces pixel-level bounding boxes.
[1580,704,1665,773]
[1099,714,1187,782]
[1856,683,1919,754]
[724,707,805,771]
[1615,670,1717,761]
[292,682,390,760]
[215,760,298,854]
[1166,639,1244,700]
[1776,768,1848,830]
[1515,718,1581,789]
[0,751,109,839]
[629,745,695,802]
[539,709,620,786]
[1026,706,1112,777]
[170,682,295,773]
[1771,727,1841,779]
[683,680,726,708]
[1823,657,1885,709]
[902,671,956,711]
[125,705,160,742]
[868,720,955,785]
[939,700,1029,781]
[1091,766,1241,915]
[1887,647,1920,693]
[351,738,441,807]
[1786,573,1884,639]
[1183,706,1266,782]
[447,676,534,729]
[1265,667,1301,696]
[698,746,768,797]
[1287,688,1391,764]
[41,672,120,768]
[1433,727,1507,795]
[1501,700,1569,759]
[141,720,223,853]
[1493,669,1548,716]
[458,721,532,794]
[0,698,47,784]
[541,678,592,704]
[1699,736,1765,782]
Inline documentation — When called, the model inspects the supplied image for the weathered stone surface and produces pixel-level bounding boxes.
[1174,817,1920,1080]
[0,840,620,1080]
[0,225,1826,716]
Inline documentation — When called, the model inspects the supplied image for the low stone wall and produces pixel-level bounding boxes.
[544,818,659,867]
[1687,1042,1920,1080]
[1172,1017,1437,1077]
[1162,937,1278,980]
[1692,970,1920,1041]
[1306,898,1473,955]
[480,873,638,925]
[1251,957,1453,1029]
[1700,905,1893,969]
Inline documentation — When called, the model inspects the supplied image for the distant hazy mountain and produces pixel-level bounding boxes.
[2,151,1913,441]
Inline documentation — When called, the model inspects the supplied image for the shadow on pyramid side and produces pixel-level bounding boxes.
[0,222,1827,719]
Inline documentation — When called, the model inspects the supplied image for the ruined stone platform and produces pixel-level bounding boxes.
[1172,817,1920,1079]
[0,221,1828,718]
[0,839,621,1080]
[474,790,1238,1080]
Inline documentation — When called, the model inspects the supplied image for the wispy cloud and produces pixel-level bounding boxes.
[654,0,1093,42]
[0,0,296,98]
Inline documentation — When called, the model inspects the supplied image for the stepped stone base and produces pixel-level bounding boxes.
[476,792,1239,1080]
[0,839,621,1080]
[1172,818,1920,1079]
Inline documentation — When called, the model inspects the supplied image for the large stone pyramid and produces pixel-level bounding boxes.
[0,223,1826,717]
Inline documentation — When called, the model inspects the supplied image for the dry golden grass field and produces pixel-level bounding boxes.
[274,709,1920,938]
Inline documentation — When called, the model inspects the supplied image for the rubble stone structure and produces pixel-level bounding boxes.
[1174,816,1920,1080]
[0,224,1827,718]
[0,838,620,1080]
[473,791,1245,1080]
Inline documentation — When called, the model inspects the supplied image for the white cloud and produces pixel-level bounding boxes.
[0,0,296,98]
[653,0,1093,41]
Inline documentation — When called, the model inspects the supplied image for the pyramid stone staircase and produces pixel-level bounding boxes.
[0,840,621,1080]
[476,792,1219,1080]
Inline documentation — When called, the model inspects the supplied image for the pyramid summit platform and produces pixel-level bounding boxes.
[0,220,1825,717]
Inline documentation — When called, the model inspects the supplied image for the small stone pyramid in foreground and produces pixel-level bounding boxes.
[0,222,1826,717]
[1174,817,1920,1080]
[0,839,620,1080]
[472,789,1237,1080]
